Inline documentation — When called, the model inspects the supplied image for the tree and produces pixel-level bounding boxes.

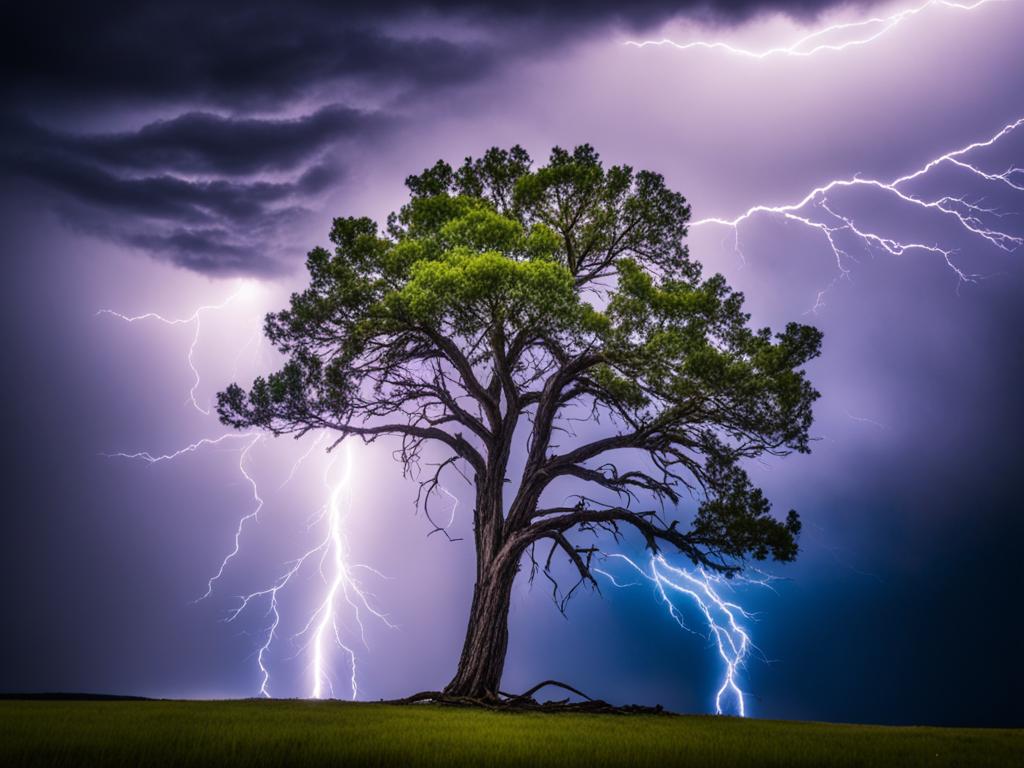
[217,144,822,701]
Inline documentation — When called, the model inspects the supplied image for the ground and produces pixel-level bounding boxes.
[1,699,1020,767]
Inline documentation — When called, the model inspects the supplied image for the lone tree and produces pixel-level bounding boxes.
[218,145,822,701]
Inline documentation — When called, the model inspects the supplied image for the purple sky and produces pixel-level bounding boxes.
[1,0,1022,726]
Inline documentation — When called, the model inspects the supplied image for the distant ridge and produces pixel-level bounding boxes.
[0,692,152,701]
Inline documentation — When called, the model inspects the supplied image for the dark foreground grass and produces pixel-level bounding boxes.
[1,700,1020,768]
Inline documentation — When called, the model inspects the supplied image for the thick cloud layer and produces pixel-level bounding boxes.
[2,108,386,274]
[55,107,387,177]
[3,1,857,105]
[1,0,861,274]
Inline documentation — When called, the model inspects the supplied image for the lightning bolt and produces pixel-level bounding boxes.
[198,434,265,601]
[218,438,395,699]
[438,485,460,532]
[692,116,1024,310]
[296,438,397,700]
[597,554,774,717]
[625,0,1009,59]
[101,433,257,464]
[96,285,251,415]
[99,289,392,699]
[103,431,265,601]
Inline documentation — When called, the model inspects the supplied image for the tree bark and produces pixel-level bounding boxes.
[443,553,518,699]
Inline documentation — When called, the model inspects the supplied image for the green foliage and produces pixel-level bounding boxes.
[218,143,823,575]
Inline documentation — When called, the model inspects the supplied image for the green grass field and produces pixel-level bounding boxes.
[1,700,1020,768]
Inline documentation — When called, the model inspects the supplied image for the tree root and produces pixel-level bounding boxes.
[386,680,667,715]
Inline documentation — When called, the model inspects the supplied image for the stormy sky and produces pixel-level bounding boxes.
[1,0,1022,726]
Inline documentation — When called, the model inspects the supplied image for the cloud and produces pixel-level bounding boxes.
[2,9,497,110]
[58,106,389,177]
[2,2,858,109]
[0,0,858,275]
[0,110,376,275]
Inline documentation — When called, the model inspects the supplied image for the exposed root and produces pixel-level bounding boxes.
[387,679,668,715]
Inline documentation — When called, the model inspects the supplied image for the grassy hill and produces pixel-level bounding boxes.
[1,699,1019,767]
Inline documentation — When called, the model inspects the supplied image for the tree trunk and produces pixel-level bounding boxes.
[443,555,518,699]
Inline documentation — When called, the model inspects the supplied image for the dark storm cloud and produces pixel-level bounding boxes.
[0,0,858,274]
[2,1,858,108]
[3,9,496,109]
[60,106,388,177]
[1,110,368,275]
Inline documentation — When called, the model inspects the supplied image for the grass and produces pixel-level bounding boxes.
[1,699,1020,767]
